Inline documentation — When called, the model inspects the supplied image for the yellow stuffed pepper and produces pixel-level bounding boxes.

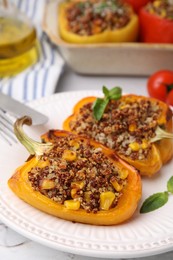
[8,116,142,226]
[58,0,139,44]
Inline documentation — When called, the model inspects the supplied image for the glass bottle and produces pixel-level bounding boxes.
[0,0,40,77]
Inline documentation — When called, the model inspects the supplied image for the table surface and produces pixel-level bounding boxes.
[1,66,173,260]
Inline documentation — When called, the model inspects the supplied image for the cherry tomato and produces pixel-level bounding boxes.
[123,0,151,13]
[147,70,173,103]
[166,89,173,106]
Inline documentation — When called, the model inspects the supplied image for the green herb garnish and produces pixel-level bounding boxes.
[92,86,122,121]
[167,176,173,193]
[93,1,118,14]
[140,176,173,213]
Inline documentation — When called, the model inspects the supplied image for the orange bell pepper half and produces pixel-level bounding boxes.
[8,116,142,226]
[63,94,173,177]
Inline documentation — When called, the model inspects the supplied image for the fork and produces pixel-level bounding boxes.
[0,109,18,146]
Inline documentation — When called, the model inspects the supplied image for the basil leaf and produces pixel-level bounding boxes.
[109,87,122,100]
[167,176,173,194]
[110,92,122,100]
[140,192,168,213]
[93,98,109,121]
[103,86,122,100]
[92,86,122,120]
[102,86,109,98]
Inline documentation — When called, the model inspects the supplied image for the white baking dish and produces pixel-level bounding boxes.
[42,0,173,76]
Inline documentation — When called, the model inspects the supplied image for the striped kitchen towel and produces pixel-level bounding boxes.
[0,0,64,101]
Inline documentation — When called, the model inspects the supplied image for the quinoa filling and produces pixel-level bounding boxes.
[146,0,173,20]
[69,98,163,160]
[65,0,132,36]
[28,134,128,213]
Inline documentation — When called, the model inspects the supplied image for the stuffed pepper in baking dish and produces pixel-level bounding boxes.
[139,0,173,43]
[58,0,139,43]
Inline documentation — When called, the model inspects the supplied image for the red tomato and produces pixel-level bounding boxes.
[166,90,173,106]
[147,70,173,103]
[123,0,151,13]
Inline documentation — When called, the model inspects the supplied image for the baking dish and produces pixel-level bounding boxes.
[42,0,173,76]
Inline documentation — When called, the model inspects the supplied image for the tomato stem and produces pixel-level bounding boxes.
[165,83,173,92]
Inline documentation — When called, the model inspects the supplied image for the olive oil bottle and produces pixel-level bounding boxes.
[0,4,39,77]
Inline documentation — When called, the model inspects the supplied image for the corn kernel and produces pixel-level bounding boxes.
[69,140,80,149]
[129,142,140,151]
[71,181,84,189]
[92,25,102,34]
[37,160,49,168]
[40,179,55,190]
[149,9,154,14]
[64,200,80,210]
[141,140,149,149]
[160,10,166,18]
[119,104,127,110]
[129,124,136,132]
[158,116,166,125]
[111,180,123,191]
[100,191,115,210]
[119,169,129,179]
[84,191,91,202]
[153,0,161,7]
[62,150,77,161]
[71,188,78,198]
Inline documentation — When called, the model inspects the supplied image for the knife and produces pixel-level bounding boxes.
[0,92,48,125]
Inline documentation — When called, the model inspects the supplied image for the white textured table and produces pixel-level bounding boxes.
[1,66,173,260]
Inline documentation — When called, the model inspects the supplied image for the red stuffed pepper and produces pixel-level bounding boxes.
[139,0,173,43]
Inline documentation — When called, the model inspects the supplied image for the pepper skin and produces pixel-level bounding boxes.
[139,6,173,43]
[58,1,139,44]
[8,130,142,226]
[63,95,173,177]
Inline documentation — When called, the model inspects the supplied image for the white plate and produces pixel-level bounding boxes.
[0,90,173,259]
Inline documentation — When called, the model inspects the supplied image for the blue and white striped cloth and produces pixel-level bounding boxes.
[0,0,64,101]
